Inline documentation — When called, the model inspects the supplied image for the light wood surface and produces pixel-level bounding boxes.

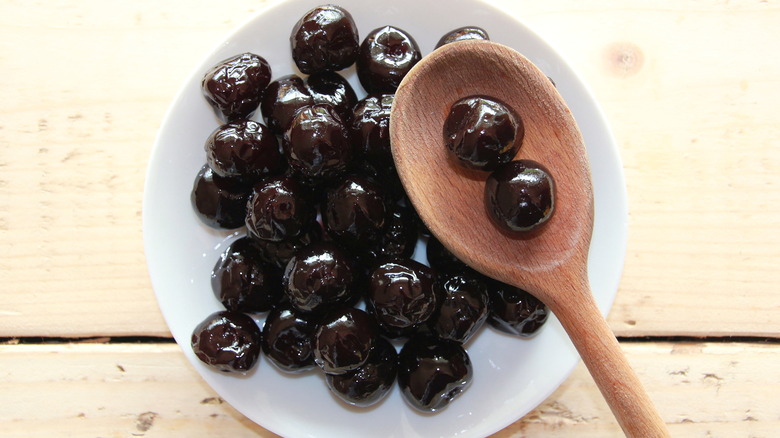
[1,0,778,436]
[2,342,776,437]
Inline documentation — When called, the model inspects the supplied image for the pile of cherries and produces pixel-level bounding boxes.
[189,4,549,413]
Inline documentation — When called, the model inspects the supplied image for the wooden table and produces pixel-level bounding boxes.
[2,0,778,436]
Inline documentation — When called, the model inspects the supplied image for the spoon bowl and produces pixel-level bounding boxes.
[390,39,592,294]
[391,40,669,437]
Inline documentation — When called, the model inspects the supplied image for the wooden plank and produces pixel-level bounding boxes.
[0,341,776,437]
[0,0,778,337]
[0,0,265,337]
[0,342,275,438]
[516,0,780,338]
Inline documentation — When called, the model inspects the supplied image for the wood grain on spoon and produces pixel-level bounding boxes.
[390,40,669,437]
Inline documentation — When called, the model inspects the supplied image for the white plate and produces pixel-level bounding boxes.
[143,0,627,436]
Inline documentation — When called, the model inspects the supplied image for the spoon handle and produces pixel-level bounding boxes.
[550,285,670,437]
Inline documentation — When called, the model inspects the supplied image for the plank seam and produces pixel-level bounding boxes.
[1,335,779,345]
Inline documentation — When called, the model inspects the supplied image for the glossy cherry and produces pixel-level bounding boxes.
[367,259,438,338]
[444,95,523,171]
[290,5,359,74]
[307,71,357,125]
[261,74,315,135]
[397,334,472,412]
[325,336,398,407]
[191,164,250,229]
[351,93,394,169]
[262,307,317,372]
[211,237,281,313]
[283,242,355,314]
[488,281,550,337]
[429,274,489,344]
[205,119,283,181]
[357,26,421,94]
[485,159,555,233]
[202,52,271,122]
[246,176,316,242]
[435,26,489,49]
[314,306,378,374]
[366,203,418,260]
[191,310,262,373]
[321,174,387,249]
[283,104,352,183]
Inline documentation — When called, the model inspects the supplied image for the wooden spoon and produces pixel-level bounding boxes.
[390,40,669,437]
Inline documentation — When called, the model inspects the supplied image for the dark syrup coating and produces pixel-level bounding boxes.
[326,336,398,407]
[488,282,549,337]
[252,225,322,269]
[283,104,353,183]
[435,26,490,49]
[283,242,356,314]
[321,174,388,249]
[426,236,473,277]
[290,5,359,74]
[191,310,262,373]
[357,26,421,94]
[201,52,271,122]
[211,237,282,313]
[262,307,317,372]
[397,334,473,412]
[429,274,489,344]
[306,71,358,125]
[314,306,379,374]
[246,176,317,242]
[261,74,315,135]
[205,119,283,180]
[485,159,555,233]
[351,93,394,169]
[347,158,405,203]
[191,164,251,229]
[367,203,419,260]
[444,95,523,171]
[367,259,438,338]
